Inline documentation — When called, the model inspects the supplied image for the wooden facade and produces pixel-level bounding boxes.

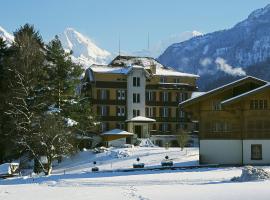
[180,76,270,164]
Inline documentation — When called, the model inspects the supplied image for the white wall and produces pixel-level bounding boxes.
[200,140,242,164]
[127,68,146,119]
[243,140,270,165]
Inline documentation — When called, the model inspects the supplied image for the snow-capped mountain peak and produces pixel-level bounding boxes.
[59,28,112,68]
[0,26,14,46]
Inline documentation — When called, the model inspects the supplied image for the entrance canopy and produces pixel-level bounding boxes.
[101,129,134,136]
[125,116,156,123]
[101,129,134,142]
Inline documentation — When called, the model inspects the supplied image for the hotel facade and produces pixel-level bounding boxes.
[82,56,199,146]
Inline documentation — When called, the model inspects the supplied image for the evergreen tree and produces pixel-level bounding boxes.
[45,35,83,112]
[45,36,98,147]
[0,37,13,162]
[5,24,47,165]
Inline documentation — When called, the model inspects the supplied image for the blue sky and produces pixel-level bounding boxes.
[0,0,269,53]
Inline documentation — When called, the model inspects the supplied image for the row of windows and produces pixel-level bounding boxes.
[212,100,269,111]
[113,76,183,84]
[97,89,188,102]
[100,122,187,133]
[160,77,182,83]
[97,106,186,118]
[250,100,268,110]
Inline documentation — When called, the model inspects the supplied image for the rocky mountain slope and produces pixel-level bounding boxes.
[158,4,270,90]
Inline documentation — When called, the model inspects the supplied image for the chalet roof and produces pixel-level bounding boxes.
[221,83,270,105]
[179,76,268,107]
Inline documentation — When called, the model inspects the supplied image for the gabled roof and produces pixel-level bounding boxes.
[179,76,268,107]
[221,83,270,105]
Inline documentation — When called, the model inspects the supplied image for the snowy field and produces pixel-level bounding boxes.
[1,147,270,200]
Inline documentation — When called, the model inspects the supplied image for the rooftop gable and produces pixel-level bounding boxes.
[221,83,270,105]
[180,76,268,107]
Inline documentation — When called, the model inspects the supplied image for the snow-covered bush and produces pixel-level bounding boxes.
[231,166,270,182]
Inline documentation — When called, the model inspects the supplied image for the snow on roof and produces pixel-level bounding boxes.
[126,116,156,122]
[179,76,268,106]
[101,129,134,136]
[90,64,130,74]
[191,92,206,99]
[221,83,270,105]
[154,66,199,78]
[91,55,199,78]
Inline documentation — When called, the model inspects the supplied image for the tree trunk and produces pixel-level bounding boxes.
[45,156,53,175]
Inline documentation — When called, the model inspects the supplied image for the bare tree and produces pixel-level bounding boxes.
[39,114,75,175]
[176,129,189,151]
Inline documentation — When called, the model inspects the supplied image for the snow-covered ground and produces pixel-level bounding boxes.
[1,147,270,200]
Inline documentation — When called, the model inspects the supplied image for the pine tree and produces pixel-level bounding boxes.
[5,24,47,166]
[0,37,13,162]
[45,36,98,147]
[45,35,83,112]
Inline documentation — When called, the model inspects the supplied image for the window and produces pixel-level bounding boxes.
[178,93,188,102]
[161,123,168,132]
[174,78,180,83]
[133,77,140,87]
[179,110,185,118]
[212,101,222,111]
[161,107,169,117]
[179,123,187,130]
[162,92,169,102]
[117,106,125,116]
[251,144,262,160]
[160,77,167,83]
[116,123,125,130]
[101,89,108,100]
[212,121,230,132]
[101,122,108,132]
[133,93,140,103]
[250,100,268,110]
[146,91,154,101]
[146,107,153,117]
[133,109,140,117]
[117,90,125,100]
[101,106,108,116]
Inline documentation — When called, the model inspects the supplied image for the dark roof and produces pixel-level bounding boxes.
[179,76,268,107]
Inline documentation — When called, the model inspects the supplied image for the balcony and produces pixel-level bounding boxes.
[92,99,126,105]
[97,116,126,121]
[146,101,178,106]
